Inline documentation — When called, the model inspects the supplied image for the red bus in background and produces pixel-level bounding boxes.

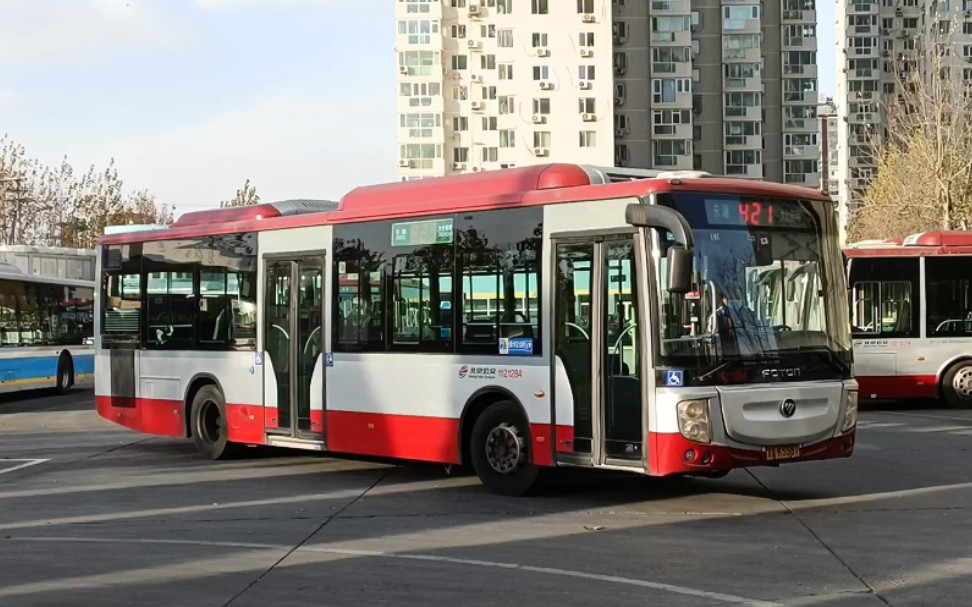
[846,231,972,408]
[94,164,857,495]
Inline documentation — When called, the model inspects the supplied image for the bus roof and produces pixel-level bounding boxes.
[99,163,835,246]
[845,231,972,257]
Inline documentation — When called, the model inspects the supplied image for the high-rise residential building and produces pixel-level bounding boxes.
[835,0,972,240]
[818,95,839,198]
[395,0,820,185]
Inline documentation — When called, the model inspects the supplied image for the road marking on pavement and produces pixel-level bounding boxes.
[858,419,972,439]
[0,459,48,476]
[5,536,781,606]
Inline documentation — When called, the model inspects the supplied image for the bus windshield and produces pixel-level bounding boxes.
[655,191,852,377]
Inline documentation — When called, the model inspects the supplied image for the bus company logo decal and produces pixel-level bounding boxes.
[779,398,797,418]
[458,365,497,380]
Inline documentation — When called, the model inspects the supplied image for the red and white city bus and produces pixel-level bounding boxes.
[94,164,858,495]
[846,231,972,408]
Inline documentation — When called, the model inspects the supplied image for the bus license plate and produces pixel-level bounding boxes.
[766,445,801,461]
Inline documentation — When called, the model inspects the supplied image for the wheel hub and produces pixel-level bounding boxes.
[953,368,972,399]
[484,422,525,475]
[199,400,223,444]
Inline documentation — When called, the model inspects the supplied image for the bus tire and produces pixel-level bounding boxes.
[190,385,237,460]
[469,400,540,496]
[54,354,72,394]
[942,362,972,409]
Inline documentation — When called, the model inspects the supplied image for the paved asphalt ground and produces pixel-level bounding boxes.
[0,390,970,607]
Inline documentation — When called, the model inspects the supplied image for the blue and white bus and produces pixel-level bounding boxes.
[0,263,95,394]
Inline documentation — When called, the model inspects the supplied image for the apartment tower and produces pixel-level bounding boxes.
[835,0,972,241]
[396,0,820,185]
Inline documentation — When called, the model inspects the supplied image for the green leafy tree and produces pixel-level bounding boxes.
[220,178,260,208]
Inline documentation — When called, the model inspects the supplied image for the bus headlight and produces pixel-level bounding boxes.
[677,399,711,444]
[842,390,858,433]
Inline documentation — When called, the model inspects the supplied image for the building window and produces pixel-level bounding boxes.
[498,29,514,46]
[533,65,550,80]
[577,0,594,12]
[579,32,595,46]
[499,63,514,79]
[482,116,498,131]
[579,65,596,79]
[579,131,597,147]
[532,32,548,47]
[451,24,467,38]
[534,131,551,147]
[482,147,499,162]
[500,129,516,148]
[453,116,468,131]
[533,98,551,114]
[451,55,468,70]
[531,0,548,13]
[654,140,688,166]
[498,95,515,114]
[579,98,596,113]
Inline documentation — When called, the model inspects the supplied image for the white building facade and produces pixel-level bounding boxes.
[396,0,821,185]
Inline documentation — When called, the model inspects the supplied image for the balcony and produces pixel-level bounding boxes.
[784,172,819,185]
[652,61,693,77]
[783,34,817,49]
[849,111,878,122]
[724,134,761,148]
[783,90,816,104]
[725,163,763,178]
[652,123,693,139]
[724,76,762,91]
[784,64,818,78]
[782,9,816,22]
[724,105,762,120]
[848,1,878,13]
[723,18,762,34]
[784,145,818,158]
[650,0,692,13]
[783,117,818,132]
[723,47,762,62]
[651,30,692,45]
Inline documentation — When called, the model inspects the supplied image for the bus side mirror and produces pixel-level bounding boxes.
[625,202,695,295]
[666,246,693,294]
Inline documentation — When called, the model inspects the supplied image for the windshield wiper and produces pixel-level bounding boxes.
[789,345,851,374]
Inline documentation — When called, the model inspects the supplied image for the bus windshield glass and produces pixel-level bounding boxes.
[655,192,851,376]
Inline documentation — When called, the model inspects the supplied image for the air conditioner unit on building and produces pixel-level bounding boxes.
[616,128,625,137]
[582,13,595,22]
[471,101,485,110]
[471,74,482,82]
[537,48,550,57]
[539,81,553,90]
[582,113,596,122]
[399,159,411,168]
[399,66,409,74]
[579,80,592,89]
[469,5,481,15]
[580,48,593,57]
[532,114,545,124]
[468,39,481,49]
[534,147,549,157]
[452,162,466,170]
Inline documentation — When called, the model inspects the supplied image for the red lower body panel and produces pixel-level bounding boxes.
[856,375,938,400]
[96,396,561,467]
[648,431,856,476]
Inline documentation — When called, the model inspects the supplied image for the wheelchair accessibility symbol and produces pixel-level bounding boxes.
[665,370,684,387]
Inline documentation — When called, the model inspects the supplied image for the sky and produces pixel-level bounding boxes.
[0,0,838,219]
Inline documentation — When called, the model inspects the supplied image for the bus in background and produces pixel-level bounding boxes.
[0,260,95,395]
[846,231,972,408]
[94,164,857,495]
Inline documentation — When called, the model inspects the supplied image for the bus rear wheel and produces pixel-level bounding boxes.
[469,401,540,496]
[942,362,972,409]
[190,385,237,460]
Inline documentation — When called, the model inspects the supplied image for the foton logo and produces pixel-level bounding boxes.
[458,365,469,378]
[762,368,801,379]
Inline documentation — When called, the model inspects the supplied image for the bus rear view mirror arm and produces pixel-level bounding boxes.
[625,203,694,294]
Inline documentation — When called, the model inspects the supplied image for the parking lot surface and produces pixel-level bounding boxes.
[1,390,970,606]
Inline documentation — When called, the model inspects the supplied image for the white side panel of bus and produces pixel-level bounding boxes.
[136,350,262,406]
[542,196,644,430]
[327,354,551,423]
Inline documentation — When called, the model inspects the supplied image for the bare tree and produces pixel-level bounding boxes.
[848,34,972,241]
[220,178,260,208]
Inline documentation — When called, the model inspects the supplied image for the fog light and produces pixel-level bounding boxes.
[842,390,858,433]
[684,449,696,462]
[677,399,712,444]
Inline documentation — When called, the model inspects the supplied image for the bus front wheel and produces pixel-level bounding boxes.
[469,401,540,496]
[942,362,972,409]
[190,385,237,460]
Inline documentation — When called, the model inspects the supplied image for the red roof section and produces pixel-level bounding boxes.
[845,231,972,257]
[100,164,837,246]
